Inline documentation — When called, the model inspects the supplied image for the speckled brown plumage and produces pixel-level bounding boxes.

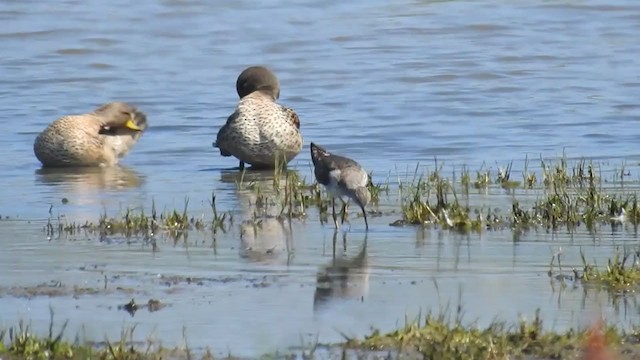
[214,66,303,169]
[33,102,148,168]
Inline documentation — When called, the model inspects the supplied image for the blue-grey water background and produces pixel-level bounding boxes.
[1,0,640,357]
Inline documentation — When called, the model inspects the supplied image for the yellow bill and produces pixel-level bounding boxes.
[125,115,142,131]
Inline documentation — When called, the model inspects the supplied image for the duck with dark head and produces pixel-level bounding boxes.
[214,66,303,170]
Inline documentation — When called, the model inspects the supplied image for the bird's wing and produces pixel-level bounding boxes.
[314,159,333,185]
[214,111,239,154]
[337,164,369,190]
[279,105,300,129]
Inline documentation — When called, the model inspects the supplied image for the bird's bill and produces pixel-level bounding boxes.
[125,116,142,131]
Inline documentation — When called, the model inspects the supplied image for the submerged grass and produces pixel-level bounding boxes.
[395,167,483,232]
[549,248,640,293]
[45,195,234,241]
[580,248,640,291]
[391,156,640,233]
[42,155,640,239]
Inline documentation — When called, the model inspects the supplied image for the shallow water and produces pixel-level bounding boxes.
[1,0,640,357]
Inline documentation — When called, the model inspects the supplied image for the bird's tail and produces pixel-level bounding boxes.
[213,141,232,157]
[310,142,330,165]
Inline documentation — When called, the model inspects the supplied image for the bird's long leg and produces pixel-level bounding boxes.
[361,204,369,230]
[342,231,347,252]
[332,198,339,229]
[332,229,338,258]
[340,199,348,225]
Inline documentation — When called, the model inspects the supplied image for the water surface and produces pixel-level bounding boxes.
[1,0,640,357]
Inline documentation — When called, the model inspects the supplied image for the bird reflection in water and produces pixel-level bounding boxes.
[35,165,144,192]
[220,167,299,264]
[314,231,369,311]
[220,168,284,219]
[218,167,301,189]
[239,217,294,265]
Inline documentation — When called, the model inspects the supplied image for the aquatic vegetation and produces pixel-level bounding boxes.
[387,156,640,234]
[581,249,640,292]
[0,312,221,360]
[162,197,191,231]
[509,162,633,232]
[367,171,390,207]
[549,248,640,293]
[209,192,229,234]
[1,308,73,359]
[522,155,537,189]
[496,161,520,189]
[395,169,483,232]
[3,307,640,360]
[473,168,491,189]
[38,155,640,238]
[277,170,311,219]
[44,195,233,240]
[99,206,158,236]
[342,308,636,360]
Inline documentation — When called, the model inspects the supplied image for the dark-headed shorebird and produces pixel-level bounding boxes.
[214,66,303,170]
[310,142,371,229]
